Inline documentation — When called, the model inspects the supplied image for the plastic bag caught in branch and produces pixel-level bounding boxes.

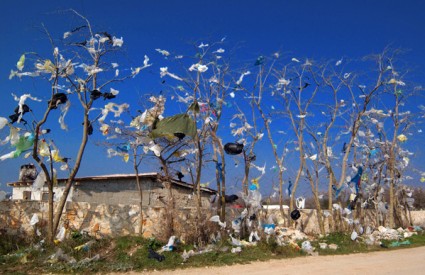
[130,96,165,129]
[150,114,196,140]
[33,170,46,190]
[224,143,244,155]
[11,93,41,123]
[98,103,130,123]
[16,54,25,71]
[236,71,251,85]
[59,100,71,130]
[0,133,34,161]
[160,67,183,81]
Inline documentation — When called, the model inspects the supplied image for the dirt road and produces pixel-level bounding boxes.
[131,246,425,275]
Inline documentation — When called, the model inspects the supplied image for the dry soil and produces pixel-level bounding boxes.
[123,246,425,275]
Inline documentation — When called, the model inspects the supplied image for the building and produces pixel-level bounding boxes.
[7,172,217,209]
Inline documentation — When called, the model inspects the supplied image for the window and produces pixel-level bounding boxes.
[42,192,49,201]
[23,191,31,200]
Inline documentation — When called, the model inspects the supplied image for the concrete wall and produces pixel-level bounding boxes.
[11,178,212,208]
[12,185,73,202]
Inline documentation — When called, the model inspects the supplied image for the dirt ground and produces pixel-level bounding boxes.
[124,246,425,275]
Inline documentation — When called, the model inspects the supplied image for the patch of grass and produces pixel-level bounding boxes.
[2,231,425,273]
[313,232,376,255]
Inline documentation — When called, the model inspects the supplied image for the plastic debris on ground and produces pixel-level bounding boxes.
[181,245,215,262]
[319,243,328,249]
[160,236,177,252]
[46,248,77,264]
[389,240,411,247]
[301,240,318,256]
[231,247,242,253]
[328,244,339,250]
[148,248,165,262]
[74,240,95,251]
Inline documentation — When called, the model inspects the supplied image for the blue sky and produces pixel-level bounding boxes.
[1,0,425,195]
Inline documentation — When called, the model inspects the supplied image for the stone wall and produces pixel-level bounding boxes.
[261,208,425,234]
[0,200,214,242]
[2,200,425,241]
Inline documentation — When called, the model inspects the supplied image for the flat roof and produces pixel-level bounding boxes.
[7,172,217,194]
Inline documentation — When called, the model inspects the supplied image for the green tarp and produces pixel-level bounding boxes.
[150,114,196,140]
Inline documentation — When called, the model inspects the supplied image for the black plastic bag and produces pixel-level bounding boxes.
[224,143,244,155]
[291,209,301,221]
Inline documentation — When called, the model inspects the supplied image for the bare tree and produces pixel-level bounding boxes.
[3,10,145,242]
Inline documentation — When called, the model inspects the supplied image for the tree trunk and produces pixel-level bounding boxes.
[134,155,144,235]
[52,111,89,235]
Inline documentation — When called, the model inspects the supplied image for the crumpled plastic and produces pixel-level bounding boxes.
[231,247,242,253]
[209,215,226,228]
[55,226,67,242]
[263,224,275,235]
[301,241,317,256]
[351,231,358,241]
[98,103,130,123]
[148,248,165,262]
[397,134,408,142]
[47,248,76,264]
[11,93,41,123]
[131,96,165,130]
[74,240,95,251]
[160,236,177,252]
[230,235,242,246]
[30,214,39,226]
[244,189,262,211]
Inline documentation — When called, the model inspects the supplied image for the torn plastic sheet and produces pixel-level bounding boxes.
[209,215,226,228]
[0,133,34,161]
[107,148,129,162]
[250,162,266,175]
[30,214,39,226]
[236,71,251,85]
[58,100,71,131]
[33,170,46,190]
[38,140,51,157]
[11,93,41,123]
[349,166,363,194]
[150,114,196,140]
[98,102,130,123]
[49,93,68,109]
[160,67,183,81]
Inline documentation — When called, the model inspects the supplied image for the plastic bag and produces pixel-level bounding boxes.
[30,214,39,226]
[224,143,244,155]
